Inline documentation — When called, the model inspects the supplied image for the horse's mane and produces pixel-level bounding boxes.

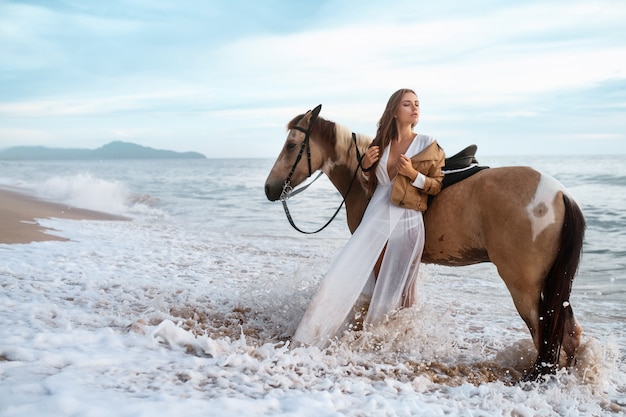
[287,114,372,165]
[334,123,372,158]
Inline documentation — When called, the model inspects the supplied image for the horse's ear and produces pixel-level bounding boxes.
[311,104,322,119]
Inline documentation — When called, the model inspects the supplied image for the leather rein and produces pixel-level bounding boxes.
[279,114,367,234]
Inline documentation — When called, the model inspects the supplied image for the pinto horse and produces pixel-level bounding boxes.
[264,105,585,381]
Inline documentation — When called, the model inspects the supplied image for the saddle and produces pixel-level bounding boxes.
[441,144,488,189]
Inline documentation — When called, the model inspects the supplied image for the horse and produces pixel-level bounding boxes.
[264,104,585,381]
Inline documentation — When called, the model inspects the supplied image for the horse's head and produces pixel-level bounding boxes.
[265,104,328,201]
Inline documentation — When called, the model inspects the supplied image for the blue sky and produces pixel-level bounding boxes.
[1,0,625,158]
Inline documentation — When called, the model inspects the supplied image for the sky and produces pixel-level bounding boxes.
[1,0,625,158]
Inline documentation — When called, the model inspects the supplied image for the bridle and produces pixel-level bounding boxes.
[279,125,318,202]
[279,107,367,234]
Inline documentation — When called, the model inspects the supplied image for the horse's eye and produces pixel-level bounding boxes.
[286,142,297,151]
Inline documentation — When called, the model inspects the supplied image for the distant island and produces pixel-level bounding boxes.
[0,141,206,160]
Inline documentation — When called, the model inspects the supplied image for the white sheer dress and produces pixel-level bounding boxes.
[293,134,434,348]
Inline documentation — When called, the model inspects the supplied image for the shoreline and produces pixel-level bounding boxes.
[0,188,128,244]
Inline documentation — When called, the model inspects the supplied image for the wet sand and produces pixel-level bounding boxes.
[0,188,127,244]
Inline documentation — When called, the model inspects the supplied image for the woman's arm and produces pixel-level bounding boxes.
[397,147,445,195]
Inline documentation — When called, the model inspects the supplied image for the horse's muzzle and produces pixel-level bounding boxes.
[264,181,282,201]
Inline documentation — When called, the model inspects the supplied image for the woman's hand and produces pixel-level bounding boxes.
[362,146,380,170]
[397,154,418,180]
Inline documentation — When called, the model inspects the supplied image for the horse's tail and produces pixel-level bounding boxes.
[528,193,586,380]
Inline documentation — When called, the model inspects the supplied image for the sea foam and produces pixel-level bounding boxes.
[33,172,131,214]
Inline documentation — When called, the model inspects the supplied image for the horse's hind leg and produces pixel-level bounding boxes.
[505,281,542,350]
[505,271,582,378]
[562,306,583,365]
[506,283,580,346]
[495,264,551,364]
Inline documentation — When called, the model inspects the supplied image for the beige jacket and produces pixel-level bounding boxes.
[390,141,445,211]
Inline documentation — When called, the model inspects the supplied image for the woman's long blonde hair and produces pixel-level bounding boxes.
[365,88,417,195]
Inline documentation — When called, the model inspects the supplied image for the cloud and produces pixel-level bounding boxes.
[0,0,625,156]
[0,88,199,117]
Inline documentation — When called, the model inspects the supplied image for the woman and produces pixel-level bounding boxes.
[293,88,445,348]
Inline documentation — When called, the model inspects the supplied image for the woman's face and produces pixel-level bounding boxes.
[395,92,420,127]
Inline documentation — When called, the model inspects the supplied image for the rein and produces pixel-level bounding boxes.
[279,120,365,234]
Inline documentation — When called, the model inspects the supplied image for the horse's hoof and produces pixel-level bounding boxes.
[520,361,557,384]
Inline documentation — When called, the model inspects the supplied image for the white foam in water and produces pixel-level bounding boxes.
[0,216,623,416]
[33,172,132,214]
[0,158,625,416]
[16,172,166,218]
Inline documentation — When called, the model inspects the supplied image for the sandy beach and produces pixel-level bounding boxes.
[0,188,126,244]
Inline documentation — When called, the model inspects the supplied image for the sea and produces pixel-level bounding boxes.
[0,155,624,416]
